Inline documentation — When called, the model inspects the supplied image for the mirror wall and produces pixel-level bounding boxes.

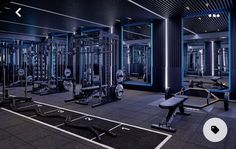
[183,12,229,90]
[122,23,153,86]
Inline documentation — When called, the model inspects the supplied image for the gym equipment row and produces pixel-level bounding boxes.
[64,30,124,107]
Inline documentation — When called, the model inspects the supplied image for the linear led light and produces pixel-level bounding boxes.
[10,1,110,28]
[165,19,168,89]
[123,30,150,38]
[0,19,73,33]
[127,0,166,19]
[223,48,226,72]
[0,30,45,37]
[110,26,113,86]
[183,27,198,36]
[211,41,215,76]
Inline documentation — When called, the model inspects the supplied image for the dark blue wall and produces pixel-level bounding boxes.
[230,10,236,99]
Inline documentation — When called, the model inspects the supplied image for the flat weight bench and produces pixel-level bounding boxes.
[211,76,221,83]
[81,85,108,92]
[75,85,108,105]
[151,95,190,132]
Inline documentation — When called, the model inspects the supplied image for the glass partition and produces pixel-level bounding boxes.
[122,23,153,86]
[183,12,230,91]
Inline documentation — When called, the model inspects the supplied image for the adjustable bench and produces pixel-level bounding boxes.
[151,95,190,132]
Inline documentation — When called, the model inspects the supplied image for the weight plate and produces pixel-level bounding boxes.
[64,68,72,77]
[115,84,124,99]
[116,70,124,83]
[63,81,73,91]
[18,69,25,76]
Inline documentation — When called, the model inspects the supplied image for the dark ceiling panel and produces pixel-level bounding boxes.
[9,0,161,25]
[0,21,48,36]
[0,0,234,37]
[184,12,229,35]
[130,0,233,17]
[0,0,161,36]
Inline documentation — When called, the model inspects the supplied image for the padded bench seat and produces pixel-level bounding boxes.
[159,96,188,109]
[211,77,221,82]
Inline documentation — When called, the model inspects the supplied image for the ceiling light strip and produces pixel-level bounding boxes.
[10,1,110,28]
[0,19,73,33]
[0,30,45,37]
[183,27,198,35]
[123,29,151,38]
[127,0,166,19]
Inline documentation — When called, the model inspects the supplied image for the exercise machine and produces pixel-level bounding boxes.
[65,30,124,107]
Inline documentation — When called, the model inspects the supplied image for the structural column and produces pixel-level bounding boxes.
[153,19,166,92]
[167,17,182,92]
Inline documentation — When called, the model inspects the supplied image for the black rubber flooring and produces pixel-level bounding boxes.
[2,101,170,149]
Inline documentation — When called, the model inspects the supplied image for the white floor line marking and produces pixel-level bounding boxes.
[91,123,122,140]
[34,101,172,148]
[35,101,172,136]
[55,115,87,127]
[1,93,172,148]
[1,108,114,149]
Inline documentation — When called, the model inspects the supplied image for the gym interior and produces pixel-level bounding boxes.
[0,0,236,149]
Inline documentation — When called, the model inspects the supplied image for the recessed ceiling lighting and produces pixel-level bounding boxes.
[115,19,121,22]
[217,29,220,32]
[217,14,220,17]
[213,14,216,17]
[137,26,142,29]
[186,6,190,10]
[205,3,209,7]
[205,30,207,33]
[208,14,212,17]
[221,37,227,39]
[4,7,10,10]
[198,17,202,20]
[126,17,132,20]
